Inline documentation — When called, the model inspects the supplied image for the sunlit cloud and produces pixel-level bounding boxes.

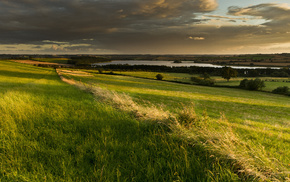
[189,36,205,40]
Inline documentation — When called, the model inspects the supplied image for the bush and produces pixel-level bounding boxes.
[191,77,215,86]
[156,74,164,80]
[201,72,211,79]
[239,78,265,91]
[239,79,248,88]
[272,86,289,95]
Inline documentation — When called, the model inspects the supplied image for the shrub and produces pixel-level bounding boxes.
[239,79,248,88]
[201,72,211,79]
[247,78,265,90]
[272,86,289,95]
[156,74,164,80]
[239,78,265,91]
[191,76,215,86]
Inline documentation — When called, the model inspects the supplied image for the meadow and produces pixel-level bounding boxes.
[1,60,289,181]
[110,71,290,92]
[0,60,241,181]
[60,68,290,181]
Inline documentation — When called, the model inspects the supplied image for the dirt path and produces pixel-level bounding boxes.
[58,69,93,77]
[56,69,93,87]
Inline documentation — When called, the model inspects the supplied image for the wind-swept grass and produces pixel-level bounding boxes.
[60,69,290,181]
[1,60,242,181]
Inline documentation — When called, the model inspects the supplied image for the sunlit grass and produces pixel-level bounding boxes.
[60,69,290,180]
[1,60,242,181]
[1,60,289,181]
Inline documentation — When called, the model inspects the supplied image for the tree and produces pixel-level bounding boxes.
[156,74,164,80]
[221,67,237,81]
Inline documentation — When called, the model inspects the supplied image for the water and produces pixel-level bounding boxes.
[92,60,280,69]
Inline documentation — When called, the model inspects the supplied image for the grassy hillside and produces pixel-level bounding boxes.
[60,69,290,181]
[0,60,243,181]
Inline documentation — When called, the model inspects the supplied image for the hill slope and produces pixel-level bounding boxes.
[59,68,290,181]
[1,61,243,181]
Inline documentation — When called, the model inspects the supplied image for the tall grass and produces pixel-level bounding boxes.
[59,69,289,181]
[1,61,242,181]
[59,68,290,181]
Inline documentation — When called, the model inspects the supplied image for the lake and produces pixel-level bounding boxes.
[92,60,280,69]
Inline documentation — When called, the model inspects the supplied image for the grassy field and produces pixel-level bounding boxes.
[110,71,290,92]
[0,60,245,181]
[60,69,290,181]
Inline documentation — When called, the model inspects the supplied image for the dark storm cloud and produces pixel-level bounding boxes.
[1,0,288,54]
[0,0,217,45]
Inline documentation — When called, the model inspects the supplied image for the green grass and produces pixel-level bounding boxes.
[0,60,242,181]
[110,70,290,92]
[215,78,290,91]
[111,71,193,83]
[31,58,70,64]
[61,69,290,180]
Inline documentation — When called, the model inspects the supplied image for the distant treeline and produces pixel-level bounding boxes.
[92,64,290,77]
[68,56,111,66]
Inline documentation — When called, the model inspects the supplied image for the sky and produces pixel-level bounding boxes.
[0,0,289,54]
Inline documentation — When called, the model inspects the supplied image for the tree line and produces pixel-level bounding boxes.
[91,64,289,77]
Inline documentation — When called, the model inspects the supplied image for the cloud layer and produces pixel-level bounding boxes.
[0,0,289,54]
[0,0,217,39]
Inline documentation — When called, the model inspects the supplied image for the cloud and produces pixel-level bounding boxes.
[205,15,249,21]
[0,0,289,54]
[0,0,219,53]
[135,0,218,17]
[188,36,205,40]
[0,0,218,42]
[228,3,290,31]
